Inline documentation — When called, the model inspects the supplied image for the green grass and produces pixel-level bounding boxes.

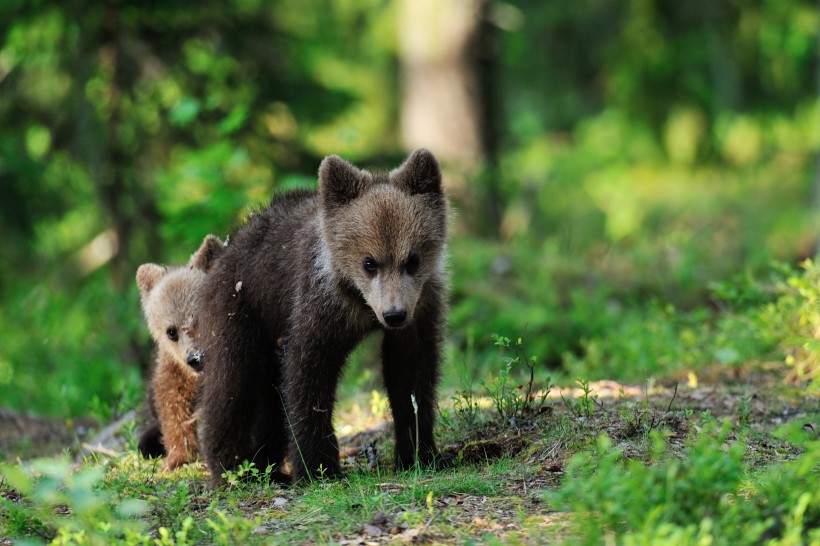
[0,449,523,544]
[2,375,818,544]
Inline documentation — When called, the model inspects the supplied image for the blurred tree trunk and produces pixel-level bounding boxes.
[69,1,161,376]
[71,2,162,290]
[397,0,501,235]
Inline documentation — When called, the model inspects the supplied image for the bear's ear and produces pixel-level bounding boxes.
[136,264,166,295]
[390,148,442,196]
[318,154,373,207]
[189,234,224,272]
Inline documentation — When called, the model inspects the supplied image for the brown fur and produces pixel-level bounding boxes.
[198,149,448,485]
[136,235,224,470]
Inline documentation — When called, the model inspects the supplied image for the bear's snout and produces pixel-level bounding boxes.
[186,351,204,371]
[383,309,407,328]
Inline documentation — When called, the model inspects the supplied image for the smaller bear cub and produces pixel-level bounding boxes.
[136,235,224,470]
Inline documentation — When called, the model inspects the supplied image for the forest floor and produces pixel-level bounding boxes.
[1,363,818,544]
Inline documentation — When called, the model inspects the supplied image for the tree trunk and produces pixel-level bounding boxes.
[397,0,501,234]
[69,1,161,377]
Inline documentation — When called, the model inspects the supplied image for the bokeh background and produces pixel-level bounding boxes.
[0,0,818,420]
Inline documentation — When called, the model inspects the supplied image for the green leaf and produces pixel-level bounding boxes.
[218,104,250,135]
[169,97,201,127]
[0,463,33,495]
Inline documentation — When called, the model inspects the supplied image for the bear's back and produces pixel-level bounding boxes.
[199,189,320,339]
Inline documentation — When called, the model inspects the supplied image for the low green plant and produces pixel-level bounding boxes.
[560,377,596,420]
[450,350,481,426]
[483,358,522,424]
[151,480,193,531]
[617,382,680,438]
[483,333,551,424]
[451,388,480,426]
[151,516,195,546]
[777,259,820,389]
[204,505,258,546]
[221,460,280,489]
[736,395,753,428]
[551,420,820,545]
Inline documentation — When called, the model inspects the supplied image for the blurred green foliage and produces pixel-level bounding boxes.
[1,457,148,543]
[0,0,817,418]
[774,259,820,386]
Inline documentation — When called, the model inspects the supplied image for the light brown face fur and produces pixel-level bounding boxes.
[136,235,224,373]
[319,149,447,329]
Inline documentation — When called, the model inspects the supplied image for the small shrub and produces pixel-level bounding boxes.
[451,388,480,426]
[560,377,597,420]
[221,460,278,488]
[482,333,551,424]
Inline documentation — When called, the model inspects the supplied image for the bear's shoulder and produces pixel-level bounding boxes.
[223,189,319,252]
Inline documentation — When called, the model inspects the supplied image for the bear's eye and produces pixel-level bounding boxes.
[362,256,378,274]
[406,253,421,275]
[166,327,179,342]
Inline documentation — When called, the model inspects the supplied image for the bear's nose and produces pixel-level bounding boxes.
[186,352,203,371]
[383,310,407,328]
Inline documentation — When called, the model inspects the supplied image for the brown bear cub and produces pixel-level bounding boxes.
[136,235,224,470]
[198,148,449,485]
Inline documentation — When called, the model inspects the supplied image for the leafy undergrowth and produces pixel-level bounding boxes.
[1,367,818,545]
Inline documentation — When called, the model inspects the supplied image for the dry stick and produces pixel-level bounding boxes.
[525,358,535,409]
[665,382,679,414]
[80,443,119,458]
[519,326,535,410]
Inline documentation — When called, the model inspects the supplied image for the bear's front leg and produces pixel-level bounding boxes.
[137,421,164,459]
[199,316,267,487]
[382,314,442,470]
[284,337,348,483]
[153,362,199,470]
[138,388,165,459]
